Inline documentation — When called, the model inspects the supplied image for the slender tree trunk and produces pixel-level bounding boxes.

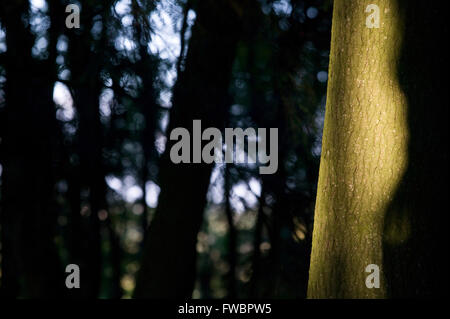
[224,163,236,298]
[134,32,158,241]
[72,86,104,298]
[134,0,245,298]
[308,0,448,298]
[176,0,191,77]
[250,186,265,298]
[65,1,124,298]
[66,10,104,299]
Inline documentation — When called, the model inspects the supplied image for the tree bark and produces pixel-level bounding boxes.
[308,0,448,298]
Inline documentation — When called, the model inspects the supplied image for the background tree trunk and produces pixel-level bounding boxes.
[65,1,120,298]
[133,0,244,298]
[224,163,236,298]
[308,0,448,298]
[0,0,64,298]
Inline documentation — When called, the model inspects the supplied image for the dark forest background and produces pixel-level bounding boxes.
[0,0,332,298]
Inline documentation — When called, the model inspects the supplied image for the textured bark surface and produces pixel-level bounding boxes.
[308,0,448,298]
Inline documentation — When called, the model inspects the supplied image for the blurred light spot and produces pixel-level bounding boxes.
[100,88,113,118]
[294,229,306,241]
[293,219,307,242]
[155,133,167,155]
[232,181,258,211]
[80,205,90,216]
[233,183,248,198]
[273,0,293,16]
[159,91,172,108]
[36,37,48,50]
[53,82,75,121]
[98,209,108,221]
[121,15,133,27]
[192,289,201,299]
[307,7,319,19]
[59,69,71,81]
[32,36,49,57]
[238,269,251,283]
[207,164,224,204]
[56,55,64,65]
[91,20,103,39]
[56,180,68,193]
[115,0,131,15]
[187,10,196,26]
[145,181,161,208]
[196,241,206,253]
[106,175,122,191]
[30,0,47,12]
[132,203,144,216]
[239,243,253,254]
[231,104,245,116]
[115,36,136,51]
[317,71,328,83]
[149,2,181,65]
[127,227,142,242]
[160,110,170,131]
[249,178,261,197]
[57,36,68,52]
[120,274,135,293]
[260,242,271,252]
[30,16,50,34]
[209,218,227,236]
[125,185,143,203]
[104,77,113,87]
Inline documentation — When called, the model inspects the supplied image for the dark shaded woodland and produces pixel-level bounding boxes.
[1,0,332,299]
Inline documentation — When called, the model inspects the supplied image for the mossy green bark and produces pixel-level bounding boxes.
[308,0,408,298]
[308,0,448,298]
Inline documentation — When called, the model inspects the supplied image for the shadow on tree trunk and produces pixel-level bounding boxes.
[382,0,449,298]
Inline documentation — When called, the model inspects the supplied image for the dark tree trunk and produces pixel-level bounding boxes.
[133,22,159,241]
[224,164,236,298]
[134,0,246,298]
[250,186,265,298]
[0,0,64,298]
[65,2,113,297]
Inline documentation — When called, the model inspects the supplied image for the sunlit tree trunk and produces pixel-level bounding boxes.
[308,0,448,298]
